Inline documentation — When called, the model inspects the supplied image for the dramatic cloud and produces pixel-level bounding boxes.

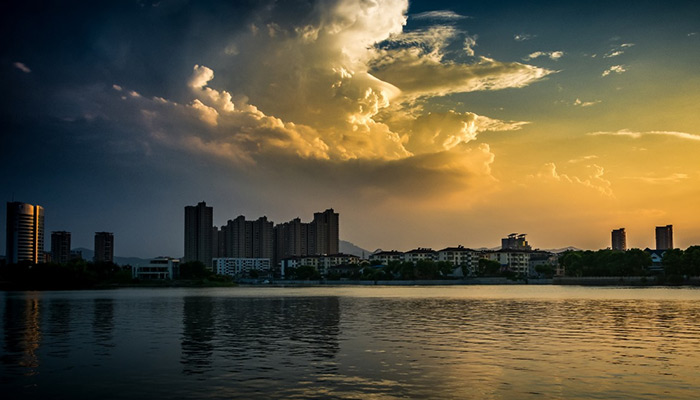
[13,62,31,73]
[371,26,552,99]
[602,65,626,76]
[588,129,700,141]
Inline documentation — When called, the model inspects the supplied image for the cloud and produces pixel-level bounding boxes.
[568,155,599,163]
[604,43,633,58]
[531,162,613,197]
[53,0,553,208]
[371,26,552,99]
[573,98,601,107]
[13,62,31,73]
[514,34,535,41]
[624,173,689,184]
[588,129,700,141]
[411,10,469,20]
[524,51,564,61]
[602,65,626,76]
[463,35,477,56]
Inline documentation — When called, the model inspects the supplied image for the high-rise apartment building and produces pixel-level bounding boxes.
[51,231,72,264]
[611,228,626,251]
[6,202,45,264]
[273,209,339,266]
[222,215,274,259]
[94,232,114,263]
[311,209,339,255]
[184,202,213,268]
[655,225,673,250]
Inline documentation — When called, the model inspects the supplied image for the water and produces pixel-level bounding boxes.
[2,286,700,399]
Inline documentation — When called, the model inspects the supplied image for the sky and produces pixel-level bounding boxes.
[2,0,699,258]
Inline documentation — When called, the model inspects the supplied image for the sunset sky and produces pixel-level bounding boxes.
[2,0,699,257]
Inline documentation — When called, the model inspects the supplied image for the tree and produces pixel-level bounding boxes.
[477,259,501,277]
[662,249,685,276]
[683,246,700,276]
[295,265,320,280]
[179,261,210,279]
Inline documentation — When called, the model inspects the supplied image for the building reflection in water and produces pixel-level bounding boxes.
[181,296,216,375]
[93,298,115,356]
[1,293,42,379]
[180,296,341,381]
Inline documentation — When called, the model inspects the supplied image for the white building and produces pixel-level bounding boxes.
[437,246,481,277]
[133,257,180,280]
[279,253,361,277]
[403,248,437,264]
[369,250,404,265]
[214,258,271,277]
[486,250,532,276]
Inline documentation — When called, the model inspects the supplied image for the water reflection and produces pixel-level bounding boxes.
[92,298,114,356]
[2,287,700,400]
[181,296,215,375]
[1,293,41,379]
[46,298,71,359]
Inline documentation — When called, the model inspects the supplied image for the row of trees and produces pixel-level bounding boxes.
[558,247,700,278]
[559,249,652,277]
[661,246,700,277]
[0,260,232,289]
[0,259,132,289]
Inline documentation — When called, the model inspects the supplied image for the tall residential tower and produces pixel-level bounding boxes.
[6,202,45,264]
[611,228,626,251]
[655,225,673,250]
[94,232,114,263]
[51,231,72,264]
[184,202,213,268]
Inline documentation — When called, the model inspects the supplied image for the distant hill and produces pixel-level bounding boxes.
[545,246,582,254]
[340,240,371,258]
[72,248,151,266]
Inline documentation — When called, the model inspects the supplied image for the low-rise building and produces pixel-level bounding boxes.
[369,250,404,265]
[437,246,481,277]
[403,248,437,264]
[214,258,271,278]
[280,253,361,277]
[485,250,531,276]
[133,257,180,280]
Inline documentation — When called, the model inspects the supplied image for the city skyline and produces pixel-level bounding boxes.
[2,1,699,258]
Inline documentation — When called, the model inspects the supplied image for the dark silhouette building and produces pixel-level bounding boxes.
[184,202,213,268]
[94,232,114,263]
[221,215,274,259]
[655,225,673,250]
[6,202,45,264]
[611,228,626,251]
[501,233,531,251]
[51,231,72,264]
[273,209,339,267]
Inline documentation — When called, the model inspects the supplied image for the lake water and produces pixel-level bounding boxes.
[2,286,700,399]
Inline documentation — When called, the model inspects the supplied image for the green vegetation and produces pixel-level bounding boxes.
[559,249,652,277]
[0,259,235,290]
[0,259,131,290]
[661,246,700,281]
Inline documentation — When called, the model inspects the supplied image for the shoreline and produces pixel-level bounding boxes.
[3,276,700,291]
